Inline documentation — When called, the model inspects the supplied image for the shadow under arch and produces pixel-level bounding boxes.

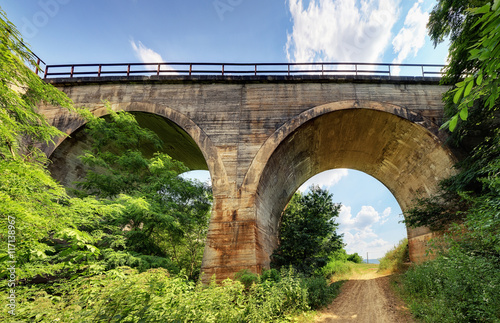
[249,100,457,265]
[47,102,228,195]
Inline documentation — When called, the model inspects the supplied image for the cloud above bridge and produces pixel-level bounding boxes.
[286,0,431,69]
[130,39,177,74]
[285,0,400,62]
[130,39,164,63]
[391,0,429,75]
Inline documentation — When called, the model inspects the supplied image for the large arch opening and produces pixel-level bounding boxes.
[48,111,209,188]
[254,105,457,266]
[299,169,406,262]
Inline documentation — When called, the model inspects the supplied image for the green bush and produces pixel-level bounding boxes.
[234,269,259,289]
[320,258,353,279]
[302,276,342,309]
[261,268,281,282]
[400,249,500,323]
[347,252,363,263]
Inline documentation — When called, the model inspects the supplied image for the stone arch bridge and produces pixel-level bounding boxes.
[38,70,456,280]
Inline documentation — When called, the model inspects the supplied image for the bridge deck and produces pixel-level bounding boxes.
[45,74,443,86]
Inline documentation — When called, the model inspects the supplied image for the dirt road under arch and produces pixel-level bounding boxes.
[315,265,414,323]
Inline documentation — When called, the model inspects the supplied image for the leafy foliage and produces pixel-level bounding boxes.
[0,8,110,282]
[0,8,346,321]
[71,106,213,279]
[429,0,499,139]
[0,8,72,160]
[0,267,329,322]
[399,249,500,323]
[399,2,500,321]
[445,1,500,132]
[271,186,344,275]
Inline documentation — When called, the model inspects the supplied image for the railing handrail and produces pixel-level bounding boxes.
[42,62,446,79]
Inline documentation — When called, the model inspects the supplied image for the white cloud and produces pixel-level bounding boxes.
[338,205,380,231]
[380,207,391,224]
[298,169,349,192]
[391,0,429,74]
[337,205,397,258]
[130,39,164,63]
[342,230,393,259]
[130,39,177,74]
[286,0,400,63]
[354,205,380,229]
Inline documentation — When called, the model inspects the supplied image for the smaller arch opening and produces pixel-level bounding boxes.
[48,111,209,188]
[180,170,212,188]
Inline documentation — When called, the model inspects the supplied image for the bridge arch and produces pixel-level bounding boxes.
[46,102,229,195]
[248,100,457,266]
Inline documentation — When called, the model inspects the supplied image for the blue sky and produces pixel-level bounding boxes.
[3,0,450,259]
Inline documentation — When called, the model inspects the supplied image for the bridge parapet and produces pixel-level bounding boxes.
[42,61,445,79]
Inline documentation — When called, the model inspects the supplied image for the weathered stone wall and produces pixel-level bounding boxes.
[39,76,456,281]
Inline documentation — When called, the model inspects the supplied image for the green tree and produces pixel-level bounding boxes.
[0,9,72,160]
[446,1,500,132]
[75,107,213,279]
[271,186,343,275]
[0,8,102,281]
[405,0,500,229]
[428,0,498,136]
[0,8,211,282]
[399,3,500,321]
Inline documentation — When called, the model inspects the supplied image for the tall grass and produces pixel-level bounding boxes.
[378,238,409,273]
[320,259,353,279]
[399,248,500,322]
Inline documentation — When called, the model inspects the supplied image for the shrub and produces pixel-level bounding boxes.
[234,269,259,289]
[261,268,281,282]
[347,252,363,263]
[302,276,342,309]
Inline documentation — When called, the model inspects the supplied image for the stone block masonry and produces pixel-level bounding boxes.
[39,75,457,281]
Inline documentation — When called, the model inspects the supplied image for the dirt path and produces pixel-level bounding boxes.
[315,266,414,323]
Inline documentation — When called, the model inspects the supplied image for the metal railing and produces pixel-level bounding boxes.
[42,62,445,79]
[34,56,47,78]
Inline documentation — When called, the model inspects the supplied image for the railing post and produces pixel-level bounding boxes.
[189,64,192,76]
[35,58,40,76]
[222,64,224,76]
[255,64,257,76]
[288,64,290,76]
[70,65,74,78]
[421,65,425,77]
[127,64,130,77]
[98,64,102,77]
[388,65,391,77]
[157,63,160,76]
[44,65,48,79]
[355,64,358,76]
